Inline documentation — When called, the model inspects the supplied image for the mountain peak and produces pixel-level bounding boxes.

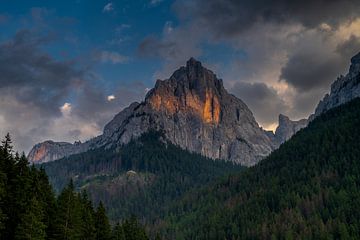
[275,114,308,144]
[29,58,275,166]
[186,57,202,68]
[146,59,226,125]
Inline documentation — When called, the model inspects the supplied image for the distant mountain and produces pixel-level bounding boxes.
[162,96,360,239]
[312,52,360,118]
[273,51,360,143]
[29,58,275,166]
[274,114,308,144]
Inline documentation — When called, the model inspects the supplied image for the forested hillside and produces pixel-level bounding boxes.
[0,134,151,240]
[42,132,242,225]
[162,97,360,239]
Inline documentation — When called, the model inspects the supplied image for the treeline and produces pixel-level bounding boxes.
[163,97,360,239]
[0,134,151,240]
[42,131,242,224]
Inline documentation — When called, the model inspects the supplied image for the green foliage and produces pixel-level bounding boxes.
[95,201,112,240]
[52,180,83,240]
[15,197,46,240]
[0,134,151,240]
[113,216,149,240]
[162,97,360,239]
[43,131,242,225]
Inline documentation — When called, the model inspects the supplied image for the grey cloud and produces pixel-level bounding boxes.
[73,82,145,128]
[0,29,82,116]
[280,32,360,92]
[0,29,144,152]
[230,81,288,127]
[138,36,179,59]
[176,0,360,38]
[137,22,203,79]
[336,35,360,59]
[280,52,343,91]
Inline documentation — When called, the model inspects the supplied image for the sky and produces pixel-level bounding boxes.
[0,0,360,152]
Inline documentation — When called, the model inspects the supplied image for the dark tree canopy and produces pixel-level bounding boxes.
[0,134,152,240]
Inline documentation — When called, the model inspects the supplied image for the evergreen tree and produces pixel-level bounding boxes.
[52,180,82,240]
[95,201,111,240]
[14,197,46,240]
[122,216,149,240]
[111,223,125,240]
[0,134,130,240]
[79,191,96,240]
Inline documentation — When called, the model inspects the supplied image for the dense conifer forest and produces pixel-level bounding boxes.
[0,134,151,240]
[161,98,360,239]
[42,132,242,225]
[5,98,360,239]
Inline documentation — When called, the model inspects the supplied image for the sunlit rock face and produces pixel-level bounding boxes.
[28,58,276,166]
[100,58,276,166]
[27,140,86,163]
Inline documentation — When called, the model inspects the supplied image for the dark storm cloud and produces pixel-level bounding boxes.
[0,29,145,152]
[176,0,360,38]
[280,34,360,92]
[336,35,360,58]
[0,29,82,116]
[230,82,288,126]
[138,36,179,59]
[280,52,342,91]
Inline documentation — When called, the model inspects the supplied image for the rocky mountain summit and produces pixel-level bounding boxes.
[274,114,308,144]
[28,58,276,166]
[27,140,87,164]
[28,52,360,165]
[312,52,360,118]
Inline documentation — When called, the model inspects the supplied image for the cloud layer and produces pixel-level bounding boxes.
[137,0,360,129]
[0,29,144,152]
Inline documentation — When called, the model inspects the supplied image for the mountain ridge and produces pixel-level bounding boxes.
[29,58,275,166]
[28,51,360,165]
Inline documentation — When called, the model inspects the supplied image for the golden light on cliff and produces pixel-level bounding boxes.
[33,145,47,161]
[203,90,220,124]
[149,88,221,125]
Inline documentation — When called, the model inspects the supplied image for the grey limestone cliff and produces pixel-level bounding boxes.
[274,114,308,144]
[28,58,276,166]
[312,52,360,118]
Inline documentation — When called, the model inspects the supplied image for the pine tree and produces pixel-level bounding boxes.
[14,197,46,240]
[1,133,13,156]
[79,191,96,240]
[122,216,149,240]
[0,145,6,233]
[36,167,56,238]
[52,180,82,240]
[95,201,111,240]
[111,223,125,240]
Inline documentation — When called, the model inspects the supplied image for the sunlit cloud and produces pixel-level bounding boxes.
[60,102,72,116]
[107,95,116,102]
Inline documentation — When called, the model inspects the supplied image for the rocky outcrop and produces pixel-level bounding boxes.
[312,52,360,118]
[27,140,85,163]
[274,114,308,144]
[275,51,360,144]
[28,58,276,166]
